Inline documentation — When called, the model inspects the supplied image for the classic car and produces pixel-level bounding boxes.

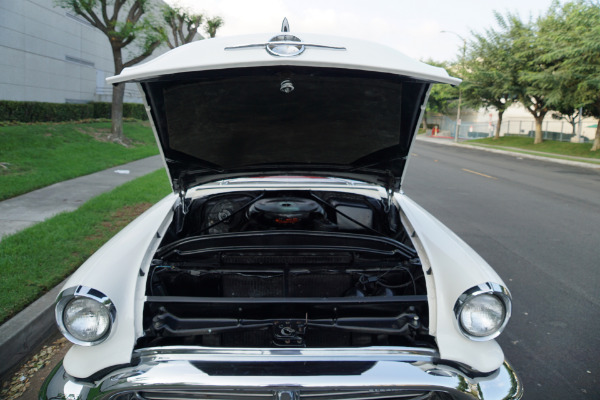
[41,20,522,400]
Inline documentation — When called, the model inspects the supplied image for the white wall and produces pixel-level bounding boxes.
[0,0,167,104]
[469,104,598,141]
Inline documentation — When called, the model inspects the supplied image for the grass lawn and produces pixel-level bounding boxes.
[466,136,600,162]
[0,169,171,324]
[0,120,159,200]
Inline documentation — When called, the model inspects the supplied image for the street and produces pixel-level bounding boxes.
[404,140,600,398]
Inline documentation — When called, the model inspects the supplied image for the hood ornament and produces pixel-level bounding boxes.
[281,17,290,32]
[225,18,346,57]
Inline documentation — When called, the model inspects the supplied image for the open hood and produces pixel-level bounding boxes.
[109,26,459,193]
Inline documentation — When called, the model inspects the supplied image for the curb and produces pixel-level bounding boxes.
[417,135,600,170]
[0,279,67,379]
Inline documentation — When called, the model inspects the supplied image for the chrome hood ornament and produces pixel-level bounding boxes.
[225,18,346,57]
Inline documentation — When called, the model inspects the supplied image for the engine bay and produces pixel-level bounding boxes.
[139,189,432,350]
[173,190,392,237]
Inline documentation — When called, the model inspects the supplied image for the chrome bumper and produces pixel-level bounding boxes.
[40,346,522,400]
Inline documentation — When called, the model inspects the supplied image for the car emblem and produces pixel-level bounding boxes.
[225,18,346,57]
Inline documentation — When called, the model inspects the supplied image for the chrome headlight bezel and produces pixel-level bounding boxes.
[453,282,511,341]
[55,286,116,346]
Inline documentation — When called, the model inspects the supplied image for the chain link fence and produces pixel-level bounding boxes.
[427,116,493,139]
[427,115,589,142]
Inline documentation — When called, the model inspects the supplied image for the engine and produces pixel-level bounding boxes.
[138,190,432,350]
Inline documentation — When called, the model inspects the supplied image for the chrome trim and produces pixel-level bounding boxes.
[40,352,523,400]
[225,41,347,52]
[453,282,512,341]
[133,346,439,363]
[55,286,117,346]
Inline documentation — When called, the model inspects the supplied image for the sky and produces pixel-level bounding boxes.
[165,0,557,62]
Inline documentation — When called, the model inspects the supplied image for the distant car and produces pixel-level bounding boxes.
[41,20,522,400]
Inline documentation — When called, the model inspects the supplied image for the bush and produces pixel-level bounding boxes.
[0,101,148,123]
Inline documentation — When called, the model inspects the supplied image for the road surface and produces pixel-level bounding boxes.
[404,140,600,398]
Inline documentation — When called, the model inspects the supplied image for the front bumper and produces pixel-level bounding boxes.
[40,346,522,400]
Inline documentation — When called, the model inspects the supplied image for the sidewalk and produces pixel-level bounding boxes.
[0,155,164,379]
[0,155,164,239]
[416,135,600,169]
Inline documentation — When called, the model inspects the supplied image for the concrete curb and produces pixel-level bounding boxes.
[416,135,600,170]
[0,279,67,379]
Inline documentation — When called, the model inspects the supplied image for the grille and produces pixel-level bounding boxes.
[112,389,431,400]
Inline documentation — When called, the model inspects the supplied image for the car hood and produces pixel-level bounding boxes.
[108,31,459,193]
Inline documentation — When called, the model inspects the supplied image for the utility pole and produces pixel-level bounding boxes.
[441,30,466,143]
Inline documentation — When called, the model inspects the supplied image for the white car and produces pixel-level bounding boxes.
[41,21,522,400]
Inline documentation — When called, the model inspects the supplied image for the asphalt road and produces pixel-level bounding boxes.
[403,141,600,399]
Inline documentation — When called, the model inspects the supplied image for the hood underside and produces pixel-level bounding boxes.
[141,66,432,192]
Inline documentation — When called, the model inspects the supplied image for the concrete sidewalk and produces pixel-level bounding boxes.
[0,155,164,239]
[0,155,164,379]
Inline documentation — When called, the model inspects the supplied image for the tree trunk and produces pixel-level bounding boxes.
[534,115,544,144]
[591,120,600,151]
[111,47,125,142]
[494,110,504,140]
[422,115,428,132]
[111,83,125,143]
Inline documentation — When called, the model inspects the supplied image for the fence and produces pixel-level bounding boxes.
[427,115,588,142]
[497,119,587,142]
[427,116,493,140]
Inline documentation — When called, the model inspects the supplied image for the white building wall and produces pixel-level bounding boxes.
[0,0,167,104]
[470,104,598,142]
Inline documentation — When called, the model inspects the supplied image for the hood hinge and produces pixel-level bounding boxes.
[178,188,189,215]
[173,175,189,215]
[384,172,395,213]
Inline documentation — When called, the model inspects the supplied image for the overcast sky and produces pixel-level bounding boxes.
[165,0,556,62]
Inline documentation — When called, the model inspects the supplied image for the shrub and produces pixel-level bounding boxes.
[0,101,147,123]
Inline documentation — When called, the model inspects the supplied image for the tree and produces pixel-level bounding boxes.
[159,4,203,49]
[494,12,554,144]
[461,24,518,140]
[56,0,163,142]
[537,1,600,150]
[205,16,224,38]
[157,5,223,49]
[551,106,581,137]
[423,60,460,129]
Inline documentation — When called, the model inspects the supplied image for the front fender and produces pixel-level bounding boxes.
[60,194,176,378]
[397,194,507,373]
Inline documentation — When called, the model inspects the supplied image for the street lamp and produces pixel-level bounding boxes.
[441,30,466,143]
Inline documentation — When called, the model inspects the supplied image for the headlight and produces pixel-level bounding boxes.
[454,283,511,341]
[56,286,116,346]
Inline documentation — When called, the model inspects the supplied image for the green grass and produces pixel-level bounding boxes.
[466,136,600,162]
[0,120,159,200]
[0,169,171,324]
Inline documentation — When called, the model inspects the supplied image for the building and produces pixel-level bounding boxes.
[0,0,168,104]
[429,104,597,143]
